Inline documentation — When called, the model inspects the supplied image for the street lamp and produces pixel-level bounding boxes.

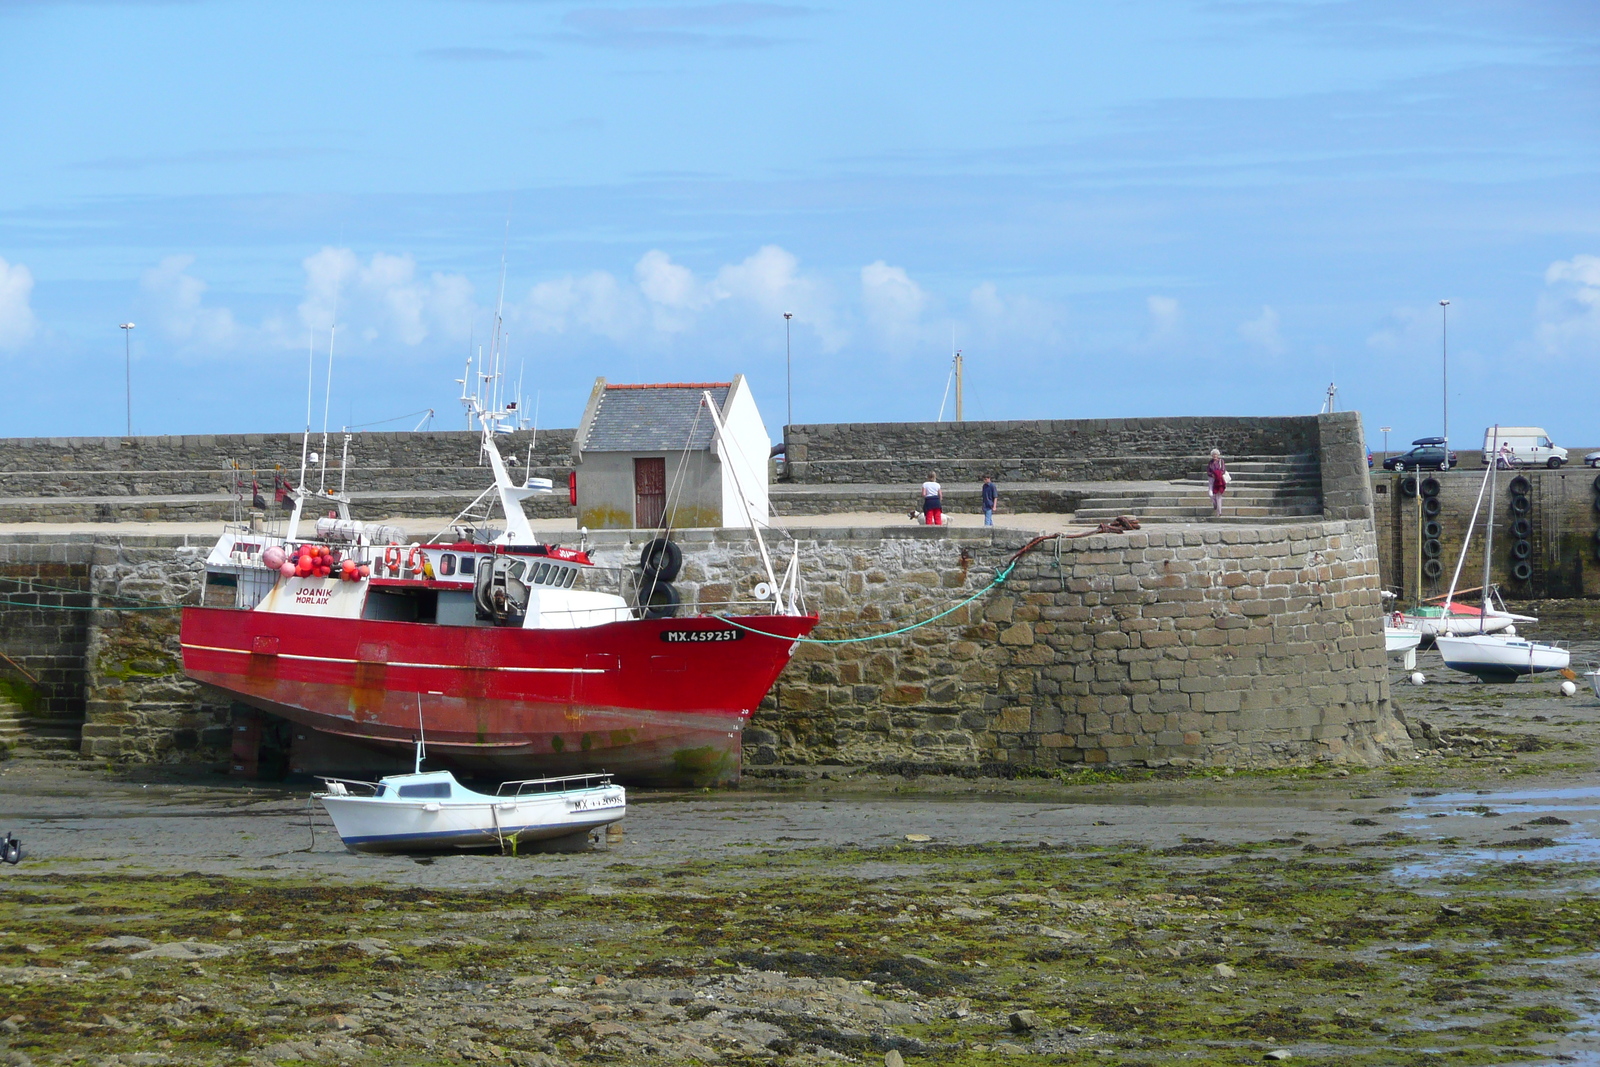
[1439,300,1450,455]
[783,313,793,430]
[1380,425,1391,459]
[119,323,135,437]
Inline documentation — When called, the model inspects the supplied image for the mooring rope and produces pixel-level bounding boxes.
[714,559,1018,645]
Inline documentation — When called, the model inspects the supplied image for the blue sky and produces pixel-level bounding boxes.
[1,1,1596,452]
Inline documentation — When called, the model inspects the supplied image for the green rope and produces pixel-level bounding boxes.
[715,560,1016,645]
[0,598,178,612]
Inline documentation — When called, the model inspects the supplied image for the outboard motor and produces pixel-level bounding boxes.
[1,832,21,865]
[474,555,532,626]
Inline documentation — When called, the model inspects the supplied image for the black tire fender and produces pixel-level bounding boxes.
[1511,560,1533,582]
[641,580,681,620]
[1423,520,1442,539]
[1513,518,1532,539]
[1509,495,1531,516]
[639,537,683,583]
[1508,475,1532,495]
[1510,539,1532,561]
[1422,558,1443,579]
[1422,497,1442,517]
[1401,476,1418,498]
[1422,538,1442,559]
[1420,476,1440,498]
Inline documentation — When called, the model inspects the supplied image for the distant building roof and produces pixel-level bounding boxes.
[584,382,732,452]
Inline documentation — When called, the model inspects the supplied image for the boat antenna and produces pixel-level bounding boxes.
[415,692,426,773]
[299,327,314,489]
[318,292,338,493]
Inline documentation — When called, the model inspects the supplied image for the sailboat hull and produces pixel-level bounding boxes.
[1435,634,1569,681]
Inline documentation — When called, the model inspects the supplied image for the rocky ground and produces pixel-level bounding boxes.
[4,644,1600,1067]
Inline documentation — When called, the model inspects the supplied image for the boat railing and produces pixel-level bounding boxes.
[314,776,382,796]
[496,772,614,796]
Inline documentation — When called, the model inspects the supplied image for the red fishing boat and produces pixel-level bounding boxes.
[180,385,815,785]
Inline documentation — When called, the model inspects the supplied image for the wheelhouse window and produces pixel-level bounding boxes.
[397,781,451,799]
[438,553,457,576]
[459,555,476,575]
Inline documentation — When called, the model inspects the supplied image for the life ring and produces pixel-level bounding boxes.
[384,545,402,575]
[406,544,425,576]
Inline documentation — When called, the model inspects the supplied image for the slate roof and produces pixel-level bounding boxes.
[584,382,732,452]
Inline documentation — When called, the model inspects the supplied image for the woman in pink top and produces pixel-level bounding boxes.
[1206,449,1227,517]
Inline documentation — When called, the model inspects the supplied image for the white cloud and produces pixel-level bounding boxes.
[1535,253,1600,356]
[0,256,38,350]
[1141,295,1182,349]
[520,271,644,342]
[1238,305,1286,356]
[860,260,928,348]
[516,244,846,350]
[968,282,1065,348]
[141,255,238,348]
[1366,305,1430,353]
[297,247,476,348]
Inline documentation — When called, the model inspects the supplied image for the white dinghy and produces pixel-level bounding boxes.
[1384,625,1423,660]
[1435,427,1568,682]
[315,741,624,854]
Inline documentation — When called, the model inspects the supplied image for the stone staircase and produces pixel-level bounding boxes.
[1072,454,1323,524]
[0,696,82,760]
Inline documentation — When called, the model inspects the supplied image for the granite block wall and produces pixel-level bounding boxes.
[584,518,1407,771]
[0,429,577,497]
[782,416,1322,484]
[0,542,92,720]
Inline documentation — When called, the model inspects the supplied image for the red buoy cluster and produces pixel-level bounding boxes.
[278,544,370,582]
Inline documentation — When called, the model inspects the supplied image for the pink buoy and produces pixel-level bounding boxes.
[262,545,286,570]
[279,562,295,577]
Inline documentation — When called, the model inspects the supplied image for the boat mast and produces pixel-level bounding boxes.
[1479,426,1500,635]
[1443,457,1494,618]
[699,389,782,610]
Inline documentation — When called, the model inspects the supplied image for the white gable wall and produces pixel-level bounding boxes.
[714,375,770,528]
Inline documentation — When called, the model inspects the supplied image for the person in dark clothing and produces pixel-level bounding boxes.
[982,475,997,526]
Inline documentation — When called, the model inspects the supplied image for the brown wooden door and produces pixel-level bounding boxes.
[634,457,666,529]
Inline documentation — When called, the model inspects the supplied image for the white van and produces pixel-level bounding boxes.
[1482,426,1568,468]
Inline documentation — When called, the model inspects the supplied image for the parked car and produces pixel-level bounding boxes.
[1584,449,1600,469]
[1482,426,1567,468]
[1383,437,1458,471]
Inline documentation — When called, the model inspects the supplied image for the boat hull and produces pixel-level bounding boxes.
[180,606,817,785]
[1384,627,1423,658]
[1435,634,1570,681]
[318,788,625,854]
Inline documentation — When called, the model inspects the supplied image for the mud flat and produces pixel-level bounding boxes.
[4,653,1600,1067]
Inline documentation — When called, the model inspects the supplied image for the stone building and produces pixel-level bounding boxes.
[570,376,770,531]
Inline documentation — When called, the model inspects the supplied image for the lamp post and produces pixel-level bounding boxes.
[1439,300,1450,455]
[119,323,135,436]
[783,312,793,430]
[1380,425,1391,460]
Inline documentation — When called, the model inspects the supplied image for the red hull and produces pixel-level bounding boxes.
[180,607,817,785]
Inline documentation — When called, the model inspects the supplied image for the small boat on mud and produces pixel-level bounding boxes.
[1434,428,1568,681]
[1384,624,1422,660]
[316,744,625,854]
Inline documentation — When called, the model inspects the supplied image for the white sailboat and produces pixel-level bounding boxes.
[1435,427,1568,681]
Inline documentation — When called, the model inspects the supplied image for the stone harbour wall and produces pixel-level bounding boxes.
[0,509,1405,772]
[585,517,1407,771]
[0,429,578,498]
[782,416,1322,484]
[0,542,93,721]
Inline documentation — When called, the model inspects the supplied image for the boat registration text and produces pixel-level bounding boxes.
[660,629,743,643]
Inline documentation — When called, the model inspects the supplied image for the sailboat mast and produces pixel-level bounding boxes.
[1479,426,1500,634]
